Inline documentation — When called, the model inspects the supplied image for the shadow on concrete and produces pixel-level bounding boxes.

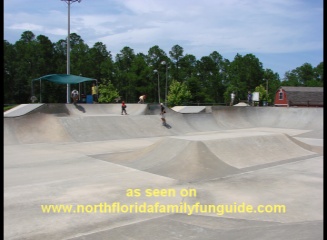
[73,103,85,113]
[163,123,172,129]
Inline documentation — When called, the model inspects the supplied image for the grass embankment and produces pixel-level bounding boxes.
[4,105,18,112]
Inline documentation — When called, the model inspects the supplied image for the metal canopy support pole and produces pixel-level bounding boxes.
[31,80,34,98]
[40,79,42,103]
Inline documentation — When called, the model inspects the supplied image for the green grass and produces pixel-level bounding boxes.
[4,105,18,112]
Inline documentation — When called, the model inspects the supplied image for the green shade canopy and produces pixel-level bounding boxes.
[33,74,96,84]
[32,74,97,103]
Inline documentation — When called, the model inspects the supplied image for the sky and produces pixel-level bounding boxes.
[4,0,323,79]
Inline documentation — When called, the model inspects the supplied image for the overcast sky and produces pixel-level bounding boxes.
[4,0,323,78]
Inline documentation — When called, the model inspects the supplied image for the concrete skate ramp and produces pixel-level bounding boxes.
[3,104,169,144]
[211,106,323,132]
[63,103,149,116]
[3,103,44,117]
[3,104,323,240]
[4,104,323,144]
[94,132,317,183]
[172,106,206,113]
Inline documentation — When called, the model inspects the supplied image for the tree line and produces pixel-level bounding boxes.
[4,30,323,106]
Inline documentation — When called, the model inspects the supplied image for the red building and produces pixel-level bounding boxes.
[274,86,323,107]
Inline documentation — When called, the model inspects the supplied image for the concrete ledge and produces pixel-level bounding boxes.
[172,106,206,113]
[4,104,44,117]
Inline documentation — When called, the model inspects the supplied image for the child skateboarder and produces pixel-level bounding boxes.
[160,103,166,125]
[121,101,128,115]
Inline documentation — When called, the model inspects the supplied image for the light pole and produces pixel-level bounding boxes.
[61,0,82,103]
[266,78,269,106]
[153,70,160,103]
[161,61,168,105]
[176,56,182,82]
[79,73,82,101]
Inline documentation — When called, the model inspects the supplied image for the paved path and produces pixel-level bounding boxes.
[4,104,323,240]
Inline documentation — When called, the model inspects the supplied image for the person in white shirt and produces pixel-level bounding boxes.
[138,95,146,104]
[230,92,235,106]
[71,89,79,104]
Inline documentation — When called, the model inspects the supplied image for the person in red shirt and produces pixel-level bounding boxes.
[121,101,128,115]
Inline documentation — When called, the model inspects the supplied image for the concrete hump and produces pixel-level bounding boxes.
[94,131,317,183]
[95,137,241,182]
[4,113,74,145]
[202,133,316,168]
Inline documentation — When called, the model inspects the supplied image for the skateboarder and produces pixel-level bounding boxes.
[71,89,79,104]
[121,101,128,115]
[138,95,146,104]
[160,103,166,125]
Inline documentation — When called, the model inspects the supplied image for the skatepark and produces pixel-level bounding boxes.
[4,103,323,240]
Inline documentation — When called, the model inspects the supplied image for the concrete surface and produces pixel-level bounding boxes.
[3,103,323,240]
[4,103,44,117]
[172,106,206,113]
[233,102,250,106]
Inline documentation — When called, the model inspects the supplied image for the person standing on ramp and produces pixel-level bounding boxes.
[121,101,128,115]
[247,91,253,106]
[71,89,79,104]
[230,92,235,106]
[92,83,98,103]
[138,95,146,104]
[160,103,167,125]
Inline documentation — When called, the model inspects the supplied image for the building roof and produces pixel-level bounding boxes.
[280,86,323,92]
[279,86,323,106]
